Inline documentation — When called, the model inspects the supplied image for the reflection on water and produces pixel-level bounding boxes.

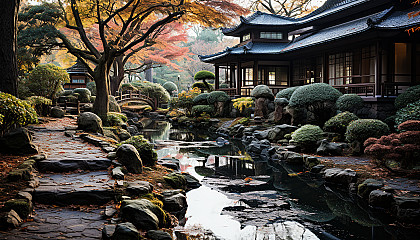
[139,122,405,240]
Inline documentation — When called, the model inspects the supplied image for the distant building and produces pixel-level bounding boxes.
[65,60,92,89]
[200,0,420,103]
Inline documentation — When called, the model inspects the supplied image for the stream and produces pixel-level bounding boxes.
[138,120,412,240]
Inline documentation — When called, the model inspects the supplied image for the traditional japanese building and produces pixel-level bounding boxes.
[65,60,92,90]
[200,0,420,103]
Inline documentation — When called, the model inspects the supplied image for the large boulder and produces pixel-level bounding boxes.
[121,199,169,230]
[357,179,383,199]
[323,168,357,186]
[0,128,38,155]
[116,144,143,174]
[146,230,172,240]
[126,181,153,196]
[369,190,394,209]
[267,124,298,142]
[316,140,348,156]
[50,106,65,118]
[77,112,103,133]
[111,222,139,240]
[162,190,187,212]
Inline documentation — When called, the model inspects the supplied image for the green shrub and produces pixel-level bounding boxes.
[291,124,324,146]
[250,85,274,100]
[118,135,157,166]
[324,112,359,136]
[207,91,230,104]
[276,86,299,100]
[345,119,390,143]
[194,70,215,80]
[131,81,170,103]
[26,64,70,99]
[120,83,138,92]
[336,94,364,112]
[104,112,127,127]
[219,83,229,88]
[289,83,343,107]
[193,93,210,105]
[0,92,38,134]
[395,100,420,128]
[73,88,91,103]
[192,82,207,91]
[191,105,214,116]
[177,88,201,115]
[232,97,253,113]
[86,81,96,96]
[26,96,52,116]
[395,85,420,109]
[162,81,178,95]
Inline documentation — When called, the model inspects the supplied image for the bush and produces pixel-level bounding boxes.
[192,82,209,92]
[207,91,230,104]
[336,94,364,112]
[131,81,170,103]
[289,83,343,107]
[194,70,215,80]
[177,87,201,115]
[232,97,253,113]
[323,112,359,136]
[73,88,91,103]
[276,86,299,100]
[291,124,324,146]
[118,135,157,166]
[345,119,390,143]
[120,83,138,92]
[193,93,209,105]
[191,105,214,116]
[394,85,420,109]
[26,96,52,116]
[26,64,70,99]
[86,81,96,96]
[398,120,420,132]
[219,83,229,88]
[0,92,38,134]
[104,112,127,127]
[162,81,178,95]
[395,100,420,128]
[250,85,274,100]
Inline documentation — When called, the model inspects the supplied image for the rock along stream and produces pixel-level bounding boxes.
[139,121,412,240]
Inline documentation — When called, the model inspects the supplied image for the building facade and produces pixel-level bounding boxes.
[200,0,420,104]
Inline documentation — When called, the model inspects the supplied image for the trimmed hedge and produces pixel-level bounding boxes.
[207,91,230,104]
[118,135,157,166]
[191,105,215,116]
[394,85,420,109]
[194,70,215,80]
[324,112,359,136]
[275,86,299,100]
[345,119,390,143]
[395,100,420,128]
[73,88,91,103]
[336,94,364,112]
[193,93,210,105]
[250,85,274,100]
[162,81,178,94]
[289,83,342,107]
[291,124,324,145]
[0,92,38,134]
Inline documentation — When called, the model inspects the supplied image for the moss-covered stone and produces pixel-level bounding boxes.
[163,172,187,189]
[118,136,157,166]
[357,179,384,199]
[7,169,32,182]
[3,199,32,219]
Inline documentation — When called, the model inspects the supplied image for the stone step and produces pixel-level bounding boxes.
[33,171,114,206]
[36,158,112,172]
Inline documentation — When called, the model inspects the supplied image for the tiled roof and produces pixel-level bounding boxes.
[374,5,420,29]
[67,60,89,74]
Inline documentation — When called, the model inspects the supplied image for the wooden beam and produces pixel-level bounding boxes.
[253,61,258,86]
[375,41,382,96]
[237,61,242,96]
[215,65,220,89]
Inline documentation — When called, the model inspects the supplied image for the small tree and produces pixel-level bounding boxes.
[194,70,215,92]
[26,64,70,99]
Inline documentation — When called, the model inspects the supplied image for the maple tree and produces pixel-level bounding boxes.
[245,0,315,17]
[406,0,420,35]
[53,0,245,117]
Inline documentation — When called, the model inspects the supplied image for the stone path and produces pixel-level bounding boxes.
[0,118,113,240]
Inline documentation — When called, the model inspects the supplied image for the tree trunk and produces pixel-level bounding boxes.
[0,0,19,96]
[93,61,110,118]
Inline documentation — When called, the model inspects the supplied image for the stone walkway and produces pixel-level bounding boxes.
[0,118,113,240]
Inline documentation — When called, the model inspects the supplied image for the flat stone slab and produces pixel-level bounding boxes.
[203,176,272,193]
[34,171,114,205]
[0,208,106,239]
[37,158,112,172]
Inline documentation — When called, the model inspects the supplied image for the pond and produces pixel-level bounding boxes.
[139,121,413,240]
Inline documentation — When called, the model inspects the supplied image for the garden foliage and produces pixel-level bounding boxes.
[275,86,299,100]
[177,87,201,115]
[193,93,209,105]
[291,124,324,146]
[207,91,230,104]
[132,81,170,103]
[289,83,342,107]
[324,112,359,136]
[191,105,215,116]
[194,70,215,80]
[345,119,389,143]
[118,135,157,166]
[250,85,274,100]
[394,85,420,109]
[162,81,178,95]
[395,100,420,128]
[232,97,253,113]
[26,96,52,116]
[26,64,70,99]
[336,94,364,112]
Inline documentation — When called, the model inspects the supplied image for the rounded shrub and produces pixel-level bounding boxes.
[289,83,343,107]
[207,91,230,104]
[394,85,420,109]
[191,105,215,116]
[193,93,210,105]
[73,88,91,103]
[192,82,207,91]
[194,70,215,80]
[0,92,38,134]
[104,112,127,127]
[27,64,70,99]
[86,81,96,96]
[291,124,324,146]
[395,100,420,128]
[345,119,390,143]
[336,94,364,112]
[162,81,178,95]
[132,81,170,103]
[323,112,359,136]
[118,135,157,166]
[250,85,274,100]
[398,120,420,132]
[26,96,52,116]
[276,86,299,100]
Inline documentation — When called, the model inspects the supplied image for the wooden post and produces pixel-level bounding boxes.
[230,63,236,88]
[253,61,258,86]
[376,41,382,97]
[215,65,220,90]
[237,61,242,96]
